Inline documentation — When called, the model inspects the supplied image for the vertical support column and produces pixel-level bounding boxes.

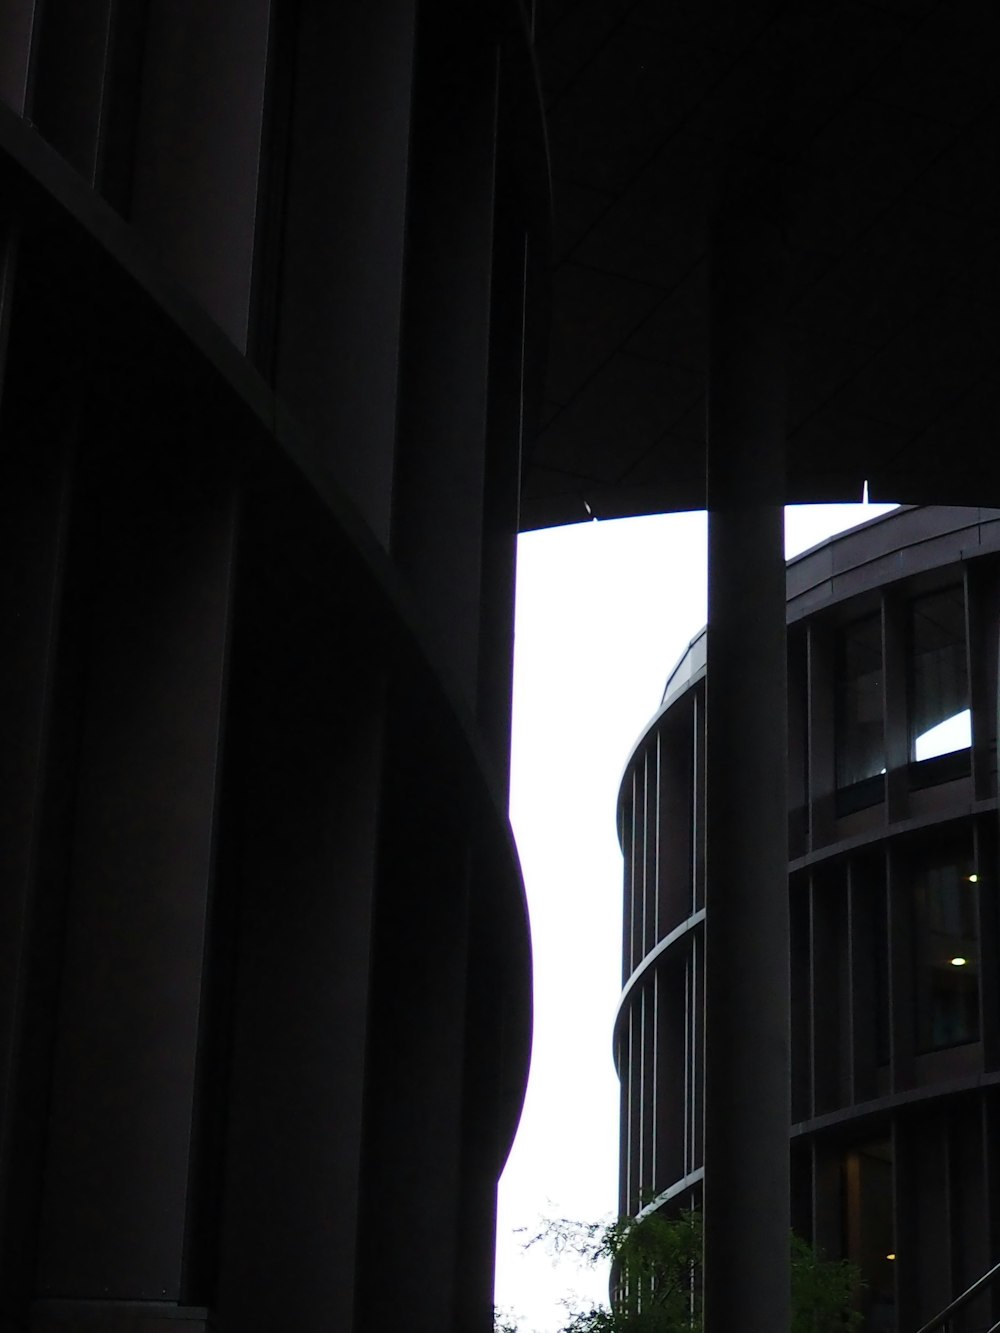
[391,0,499,710]
[703,205,789,1333]
[476,212,527,798]
[0,238,81,1326]
[130,0,271,344]
[274,0,418,545]
[33,433,238,1325]
[212,486,390,1333]
[354,696,475,1332]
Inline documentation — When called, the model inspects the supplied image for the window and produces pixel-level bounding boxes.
[843,1139,894,1332]
[836,616,885,789]
[913,851,979,1053]
[909,588,969,763]
[870,863,890,1069]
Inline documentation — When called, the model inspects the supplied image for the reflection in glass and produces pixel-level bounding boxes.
[913,708,971,762]
[913,854,979,1052]
[910,588,969,762]
[836,616,884,788]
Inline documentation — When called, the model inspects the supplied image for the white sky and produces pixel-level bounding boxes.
[496,502,897,1333]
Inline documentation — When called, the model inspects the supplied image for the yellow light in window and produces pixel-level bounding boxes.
[886,1253,896,1261]
[951,957,968,967]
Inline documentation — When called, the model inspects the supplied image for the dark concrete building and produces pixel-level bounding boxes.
[617,507,1000,1331]
[0,6,545,1331]
[5,1,1000,1330]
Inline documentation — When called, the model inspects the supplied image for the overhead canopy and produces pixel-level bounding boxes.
[522,0,1000,529]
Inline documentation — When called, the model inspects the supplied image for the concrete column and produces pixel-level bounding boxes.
[33,435,239,1321]
[275,0,419,546]
[391,0,499,711]
[703,205,789,1333]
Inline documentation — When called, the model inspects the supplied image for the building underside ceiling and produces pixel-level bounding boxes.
[521,0,1000,529]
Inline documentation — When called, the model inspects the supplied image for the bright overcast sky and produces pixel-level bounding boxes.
[495,502,897,1333]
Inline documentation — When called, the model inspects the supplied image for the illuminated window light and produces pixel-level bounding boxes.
[951,957,968,968]
[886,1253,896,1261]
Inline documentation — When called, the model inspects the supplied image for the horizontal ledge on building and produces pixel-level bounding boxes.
[617,666,707,834]
[613,909,706,1067]
[788,795,998,873]
[791,1065,1000,1142]
[633,1167,705,1224]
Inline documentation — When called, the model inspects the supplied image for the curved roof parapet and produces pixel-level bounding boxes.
[786,506,1000,619]
[618,506,1000,815]
[661,627,707,709]
[659,506,1000,711]
[656,507,912,713]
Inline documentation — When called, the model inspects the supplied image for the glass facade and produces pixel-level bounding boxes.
[913,849,979,1053]
[844,1140,895,1333]
[909,588,969,763]
[836,616,885,788]
[872,868,890,1070]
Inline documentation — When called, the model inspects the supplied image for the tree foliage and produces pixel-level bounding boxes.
[789,1231,864,1333]
[502,1208,863,1333]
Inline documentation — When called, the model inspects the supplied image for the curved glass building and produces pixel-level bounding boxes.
[617,507,1000,1332]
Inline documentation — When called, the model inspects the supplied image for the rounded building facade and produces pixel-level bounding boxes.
[0,5,545,1331]
[617,507,1000,1333]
